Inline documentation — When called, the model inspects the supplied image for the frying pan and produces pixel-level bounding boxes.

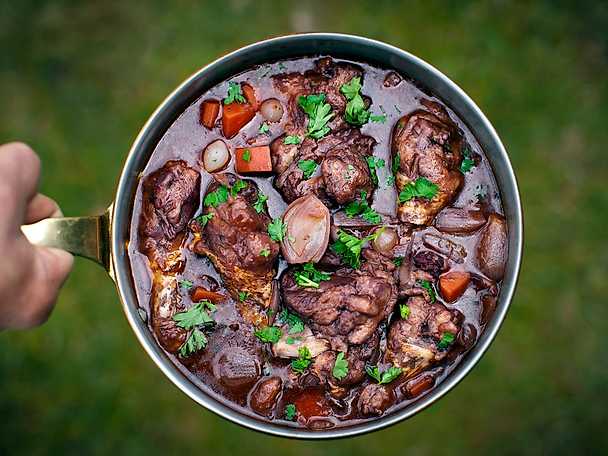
[21,33,523,439]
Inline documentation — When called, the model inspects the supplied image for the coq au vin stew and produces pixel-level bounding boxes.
[129,56,508,429]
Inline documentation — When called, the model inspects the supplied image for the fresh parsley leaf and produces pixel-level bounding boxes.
[417,279,436,303]
[172,301,216,329]
[386,175,395,186]
[259,248,271,257]
[291,346,312,374]
[224,82,246,105]
[259,122,270,135]
[254,326,282,343]
[370,114,387,123]
[298,94,334,139]
[340,77,370,126]
[284,135,301,145]
[204,185,229,208]
[460,145,475,173]
[268,218,287,242]
[344,191,381,224]
[253,193,268,213]
[365,365,403,384]
[178,328,208,357]
[393,256,404,267]
[298,159,317,179]
[331,228,383,269]
[179,279,193,290]
[284,403,297,421]
[230,179,247,197]
[195,213,214,227]
[400,304,410,319]
[366,156,385,187]
[391,154,400,174]
[293,262,331,289]
[278,308,305,334]
[437,332,455,350]
[398,177,439,203]
[332,352,349,380]
[238,291,249,302]
[242,148,252,162]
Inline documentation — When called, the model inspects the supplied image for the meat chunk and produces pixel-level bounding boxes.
[282,250,396,356]
[358,383,394,416]
[412,250,447,278]
[392,99,464,225]
[190,174,279,325]
[138,160,200,272]
[385,296,462,379]
[149,274,187,353]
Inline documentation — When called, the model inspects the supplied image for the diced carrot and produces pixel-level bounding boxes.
[242,83,258,109]
[222,103,256,139]
[439,271,471,302]
[200,99,220,129]
[190,286,226,304]
[235,146,272,174]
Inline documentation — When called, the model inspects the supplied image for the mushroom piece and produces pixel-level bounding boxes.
[476,213,508,280]
[281,194,330,264]
[272,326,330,359]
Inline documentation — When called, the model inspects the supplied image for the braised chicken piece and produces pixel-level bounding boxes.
[190,174,279,325]
[138,160,201,353]
[392,99,465,225]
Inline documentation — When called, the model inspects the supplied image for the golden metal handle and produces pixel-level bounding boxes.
[20,205,113,273]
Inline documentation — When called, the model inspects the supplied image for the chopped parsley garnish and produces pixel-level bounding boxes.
[331,228,383,269]
[298,159,318,179]
[259,248,271,257]
[340,76,370,126]
[238,291,249,302]
[393,256,404,267]
[398,177,439,203]
[370,114,387,123]
[179,279,193,290]
[298,93,334,139]
[332,352,349,380]
[291,346,312,374]
[172,300,216,358]
[399,304,410,319]
[224,82,246,105]
[178,329,208,358]
[344,191,381,224]
[417,279,436,303]
[460,145,475,173]
[438,332,455,350]
[391,154,400,174]
[278,308,305,334]
[254,326,282,343]
[283,135,301,145]
[253,192,268,213]
[230,179,247,197]
[259,122,270,135]
[204,185,229,207]
[267,218,287,242]
[195,213,214,227]
[284,403,297,421]
[386,175,395,186]
[242,149,252,162]
[366,156,385,187]
[293,262,331,289]
[365,365,403,384]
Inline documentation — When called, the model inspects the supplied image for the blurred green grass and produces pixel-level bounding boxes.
[1,0,607,454]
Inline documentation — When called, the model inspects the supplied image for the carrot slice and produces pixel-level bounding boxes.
[200,99,220,129]
[190,287,226,304]
[235,146,272,174]
[222,103,255,138]
[439,271,471,302]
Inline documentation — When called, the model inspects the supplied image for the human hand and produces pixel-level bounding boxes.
[0,142,73,329]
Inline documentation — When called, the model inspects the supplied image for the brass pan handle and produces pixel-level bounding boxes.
[20,205,113,275]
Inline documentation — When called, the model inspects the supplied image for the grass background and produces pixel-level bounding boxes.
[1,0,607,454]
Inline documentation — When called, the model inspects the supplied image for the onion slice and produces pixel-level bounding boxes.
[281,194,330,264]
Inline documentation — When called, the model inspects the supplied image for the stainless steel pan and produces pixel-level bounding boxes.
[21,33,523,439]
